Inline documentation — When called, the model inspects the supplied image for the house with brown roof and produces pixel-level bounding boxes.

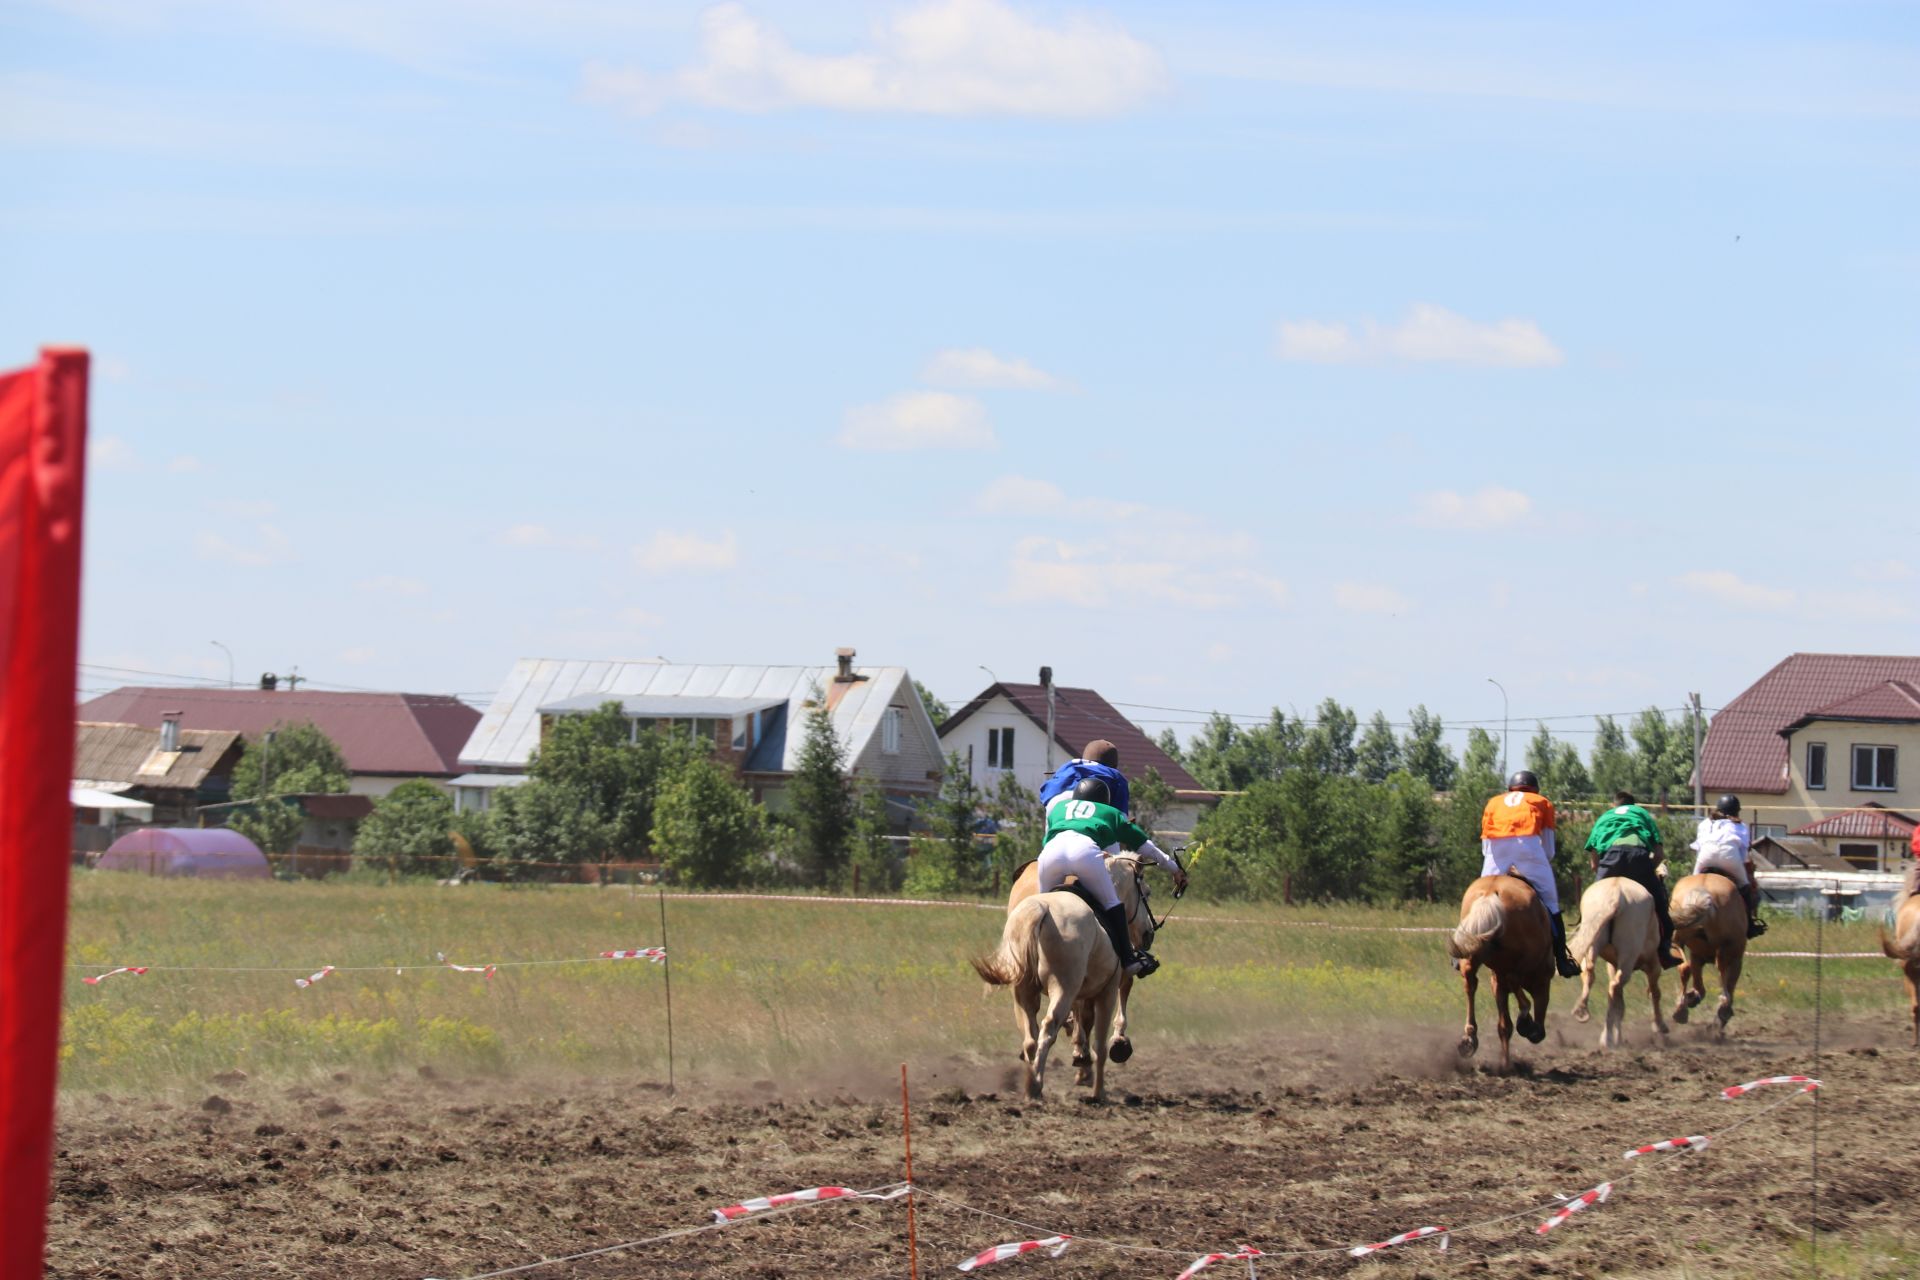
[938,676,1209,832]
[76,687,480,798]
[71,720,245,849]
[1699,653,1920,871]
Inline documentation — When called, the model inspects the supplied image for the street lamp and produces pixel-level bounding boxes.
[1486,677,1509,778]
[211,640,234,688]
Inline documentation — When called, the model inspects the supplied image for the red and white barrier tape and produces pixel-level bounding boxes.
[437,952,496,978]
[1721,1075,1820,1099]
[956,1235,1071,1271]
[601,948,667,963]
[294,965,335,988]
[80,966,147,985]
[710,1183,911,1223]
[1175,1247,1262,1278]
[1347,1226,1446,1257]
[1536,1183,1610,1235]
[1623,1135,1708,1160]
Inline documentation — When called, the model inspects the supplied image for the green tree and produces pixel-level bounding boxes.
[1154,728,1185,763]
[788,689,855,886]
[1132,765,1176,830]
[654,756,766,888]
[229,798,302,857]
[1366,770,1438,901]
[484,777,605,881]
[353,779,455,877]
[1589,715,1635,796]
[1301,698,1359,775]
[1400,705,1457,792]
[850,786,899,892]
[1184,709,1303,790]
[984,770,1043,889]
[912,753,986,893]
[1628,707,1693,801]
[1525,724,1594,800]
[528,702,699,871]
[1355,710,1402,783]
[230,721,350,798]
[913,680,949,728]
[1434,728,1505,896]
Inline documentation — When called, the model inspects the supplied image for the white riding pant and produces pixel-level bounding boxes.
[1692,855,1749,886]
[1480,838,1560,914]
[1037,831,1120,910]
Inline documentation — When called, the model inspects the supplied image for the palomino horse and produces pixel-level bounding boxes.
[1879,863,1920,1048]
[1668,873,1747,1035]
[1447,873,1554,1072]
[973,853,1147,1102]
[1568,877,1669,1049]
[1007,859,1154,1076]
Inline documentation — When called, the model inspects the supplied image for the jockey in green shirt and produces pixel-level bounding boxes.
[1036,779,1186,977]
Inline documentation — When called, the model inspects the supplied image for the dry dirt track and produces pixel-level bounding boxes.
[47,1011,1920,1280]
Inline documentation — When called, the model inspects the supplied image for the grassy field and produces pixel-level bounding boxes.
[59,870,1909,1093]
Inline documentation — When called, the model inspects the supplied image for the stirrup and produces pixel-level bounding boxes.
[1125,952,1160,979]
[1555,953,1581,979]
[1747,918,1768,938]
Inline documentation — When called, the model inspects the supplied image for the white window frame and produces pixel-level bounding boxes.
[1851,743,1897,792]
[987,726,1014,771]
[1805,741,1826,790]
[881,707,902,755]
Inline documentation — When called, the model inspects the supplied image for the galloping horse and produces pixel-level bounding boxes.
[1447,873,1554,1072]
[1568,877,1669,1049]
[973,853,1148,1102]
[1880,863,1920,1048]
[1668,873,1748,1035]
[1007,858,1155,1074]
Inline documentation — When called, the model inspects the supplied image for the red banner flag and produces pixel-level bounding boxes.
[0,347,89,1279]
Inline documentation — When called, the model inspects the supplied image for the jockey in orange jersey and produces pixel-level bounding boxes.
[1480,770,1581,978]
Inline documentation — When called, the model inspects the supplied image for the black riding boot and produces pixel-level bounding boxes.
[1096,904,1157,978]
[1549,912,1580,979]
[1740,881,1768,937]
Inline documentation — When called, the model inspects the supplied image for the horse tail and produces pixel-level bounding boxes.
[1881,926,1909,961]
[1447,893,1504,961]
[1882,908,1920,961]
[1670,885,1716,932]
[1568,890,1613,965]
[971,902,1047,988]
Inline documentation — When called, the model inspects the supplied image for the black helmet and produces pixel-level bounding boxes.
[1507,770,1540,792]
[1715,794,1741,817]
[1073,776,1111,806]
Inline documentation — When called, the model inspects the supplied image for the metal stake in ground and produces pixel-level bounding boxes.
[658,887,675,1095]
[901,1063,919,1280]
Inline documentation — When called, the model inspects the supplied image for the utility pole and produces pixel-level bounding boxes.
[283,666,304,692]
[1040,666,1056,771]
[1690,691,1705,811]
[1487,677,1509,778]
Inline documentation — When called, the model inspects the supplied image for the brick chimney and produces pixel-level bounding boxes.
[834,647,861,683]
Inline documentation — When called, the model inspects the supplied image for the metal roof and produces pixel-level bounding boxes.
[459,659,916,773]
[939,682,1204,792]
[77,688,480,777]
[1789,680,1920,728]
[536,693,789,718]
[447,772,531,789]
[1699,653,1920,794]
[1790,803,1917,840]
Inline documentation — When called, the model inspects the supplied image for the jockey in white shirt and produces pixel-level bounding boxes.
[1690,794,1767,937]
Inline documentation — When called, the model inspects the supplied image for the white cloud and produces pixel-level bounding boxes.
[1003,534,1286,611]
[1853,559,1913,583]
[1805,589,1913,624]
[1334,581,1411,614]
[89,435,139,470]
[194,524,290,568]
[1412,486,1532,530]
[840,391,995,451]
[1277,303,1563,367]
[922,347,1064,390]
[1674,570,1795,611]
[972,473,1146,523]
[635,529,739,572]
[339,645,377,664]
[618,607,665,628]
[356,575,427,597]
[584,0,1168,118]
[498,522,600,551]
[165,455,204,474]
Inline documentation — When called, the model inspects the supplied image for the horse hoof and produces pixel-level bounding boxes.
[1672,1006,1689,1025]
[1517,1018,1545,1044]
[1457,1036,1478,1058]
[1684,991,1703,1009]
[1070,1052,1090,1069]
[1572,1006,1590,1024]
[1109,1037,1133,1064]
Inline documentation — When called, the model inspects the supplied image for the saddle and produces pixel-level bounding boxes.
[1044,877,1108,919]
[1502,864,1550,903]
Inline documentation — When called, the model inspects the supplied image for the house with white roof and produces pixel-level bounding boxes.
[454,647,944,815]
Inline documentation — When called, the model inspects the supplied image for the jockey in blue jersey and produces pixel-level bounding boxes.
[1039,738,1131,816]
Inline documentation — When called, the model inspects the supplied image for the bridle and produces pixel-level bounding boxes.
[1112,849,1186,944]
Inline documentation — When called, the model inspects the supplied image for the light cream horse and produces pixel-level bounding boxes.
[972,853,1147,1102]
[1447,874,1554,1072]
[1879,863,1920,1048]
[1568,877,1669,1049]
[1669,873,1748,1035]
[1007,858,1154,1078]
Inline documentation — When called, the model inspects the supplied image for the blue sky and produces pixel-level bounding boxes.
[4,1,1915,750]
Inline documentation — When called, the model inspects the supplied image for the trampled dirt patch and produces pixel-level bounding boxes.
[47,1012,1920,1279]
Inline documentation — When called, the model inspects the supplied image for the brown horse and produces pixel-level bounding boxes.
[1668,873,1747,1035]
[1446,874,1554,1072]
[972,854,1147,1102]
[1568,877,1669,1049]
[1007,860,1149,1077]
[1880,864,1920,1049]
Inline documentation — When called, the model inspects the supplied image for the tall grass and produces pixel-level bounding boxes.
[60,872,1904,1093]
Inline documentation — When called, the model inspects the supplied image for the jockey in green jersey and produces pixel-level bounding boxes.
[1038,778,1187,977]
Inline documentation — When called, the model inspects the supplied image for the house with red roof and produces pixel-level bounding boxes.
[1699,653,1920,871]
[76,687,480,799]
[938,675,1210,833]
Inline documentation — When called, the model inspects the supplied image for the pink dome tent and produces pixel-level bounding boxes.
[97,827,271,879]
